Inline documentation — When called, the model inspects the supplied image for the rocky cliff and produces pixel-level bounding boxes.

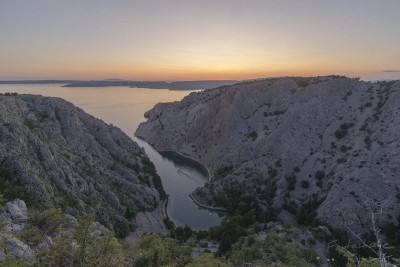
[0,94,165,230]
[136,76,400,235]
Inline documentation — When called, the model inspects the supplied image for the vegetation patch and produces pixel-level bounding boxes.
[141,156,167,200]
[248,131,258,141]
[23,119,37,130]
[285,173,297,191]
[296,77,312,87]
[215,165,233,179]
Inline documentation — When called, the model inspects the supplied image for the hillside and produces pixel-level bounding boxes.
[0,94,165,233]
[136,76,400,235]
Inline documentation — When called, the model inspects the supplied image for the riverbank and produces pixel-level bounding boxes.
[159,149,214,181]
[189,193,228,212]
[133,135,223,229]
[125,199,170,244]
[159,150,228,212]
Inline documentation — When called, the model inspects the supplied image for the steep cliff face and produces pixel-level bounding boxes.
[0,94,164,229]
[136,76,400,234]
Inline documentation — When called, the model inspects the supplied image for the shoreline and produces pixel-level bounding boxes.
[189,193,228,212]
[134,135,226,215]
[135,134,214,181]
[159,149,214,181]
[126,198,170,244]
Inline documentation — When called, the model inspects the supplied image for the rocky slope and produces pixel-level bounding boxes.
[0,199,122,265]
[0,94,165,230]
[136,76,400,235]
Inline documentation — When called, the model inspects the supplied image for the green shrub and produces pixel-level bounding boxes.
[187,253,230,267]
[334,128,347,139]
[39,232,76,267]
[0,164,40,207]
[215,165,233,179]
[248,131,257,141]
[141,157,166,200]
[0,257,31,267]
[340,122,354,129]
[114,221,130,239]
[335,123,354,139]
[301,180,310,188]
[0,193,6,207]
[131,234,192,267]
[23,119,37,130]
[29,208,64,236]
[286,173,297,191]
[314,171,325,181]
[268,167,277,178]
[16,225,44,247]
[297,78,311,87]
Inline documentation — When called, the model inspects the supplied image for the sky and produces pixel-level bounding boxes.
[1,0,400,81]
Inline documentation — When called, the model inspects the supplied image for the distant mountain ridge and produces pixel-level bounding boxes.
[0,80,79,84]
[62,80,239,90]
[0,79,239,90]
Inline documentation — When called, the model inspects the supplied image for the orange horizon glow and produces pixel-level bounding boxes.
[1,1,400,81]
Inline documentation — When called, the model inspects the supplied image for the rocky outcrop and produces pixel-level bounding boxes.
[0,94,164,229]
[0,250,5,262]
[6,237,35,264]
[136,76,400,235]
[0,199,114,265]
[6,199,28,222]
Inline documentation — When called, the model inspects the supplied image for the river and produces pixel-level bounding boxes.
[0,84,222,230]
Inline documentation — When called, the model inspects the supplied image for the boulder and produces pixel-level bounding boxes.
[0,250,5,262]
[6,237,35,264]
[318,225,332,238]
[36,236,53,252]
[64,214,78,228]
[3,223,25,233]
[6,199,28,221]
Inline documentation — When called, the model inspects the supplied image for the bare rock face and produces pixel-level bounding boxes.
[6,199,28,221]
[6,237,35,264]
[0,250,5,262]
[136,76,400,235]
[0,94,164,229]
[64,214,78,228]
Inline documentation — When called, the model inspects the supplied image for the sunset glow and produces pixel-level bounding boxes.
[1,0,400,80]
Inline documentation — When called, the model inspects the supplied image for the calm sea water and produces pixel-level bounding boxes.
[0,84,222,230]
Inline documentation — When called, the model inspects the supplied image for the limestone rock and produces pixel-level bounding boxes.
[6,199,27,221]
[0,94,163,229]
[3,223,25,233]
[137,76,400,235]
[64,214,78,228]
[6,237,35,264]
[0,250,5,262]
[36,236,53,252]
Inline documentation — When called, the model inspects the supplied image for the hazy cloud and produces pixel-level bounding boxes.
[383,70,400,73]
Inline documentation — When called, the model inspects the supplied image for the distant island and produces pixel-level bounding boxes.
[0,79,239,90]
[0,80,80,84]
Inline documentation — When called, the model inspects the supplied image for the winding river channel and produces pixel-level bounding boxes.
[0,84,223,230]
